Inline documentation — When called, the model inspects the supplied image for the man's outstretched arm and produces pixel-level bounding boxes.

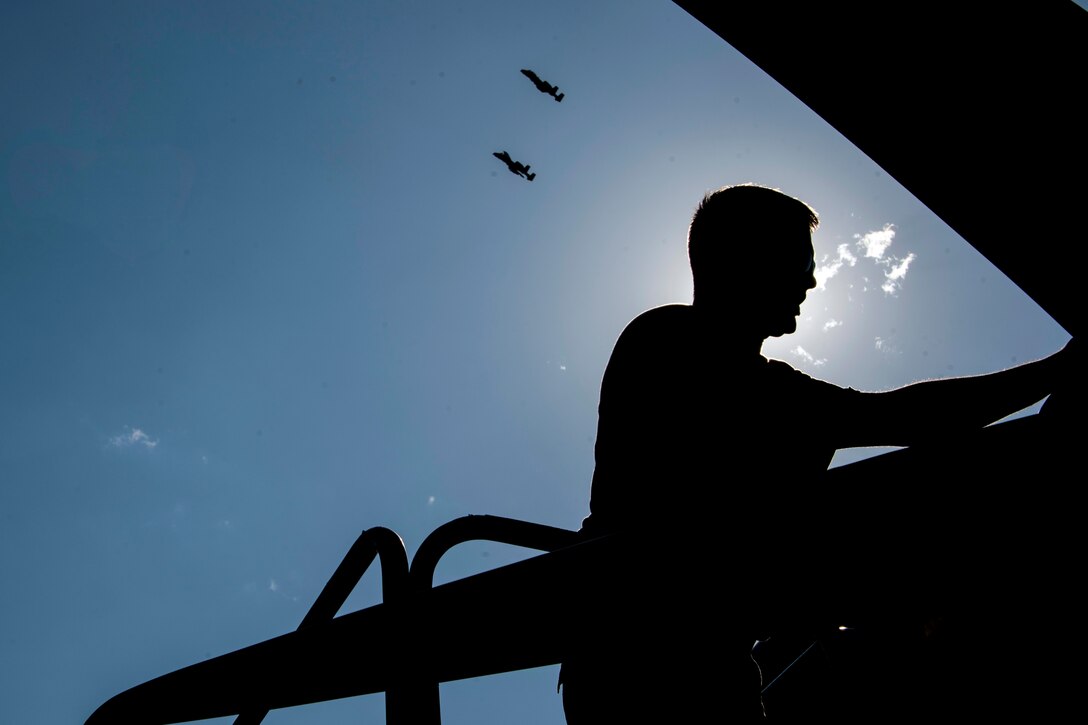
[838,338,1077,449]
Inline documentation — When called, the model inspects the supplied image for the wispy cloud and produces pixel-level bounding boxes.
[791,345,826,366]
[268,577,299,602]
[875,336,901,355]
[822,318,842,332]
[110,426,158,449]
[856,224,895,260]
[814,243,857,291]
[844,224,918,295]
[881,252,917,295]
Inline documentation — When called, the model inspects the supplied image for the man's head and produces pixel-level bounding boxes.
[688,183,819,337]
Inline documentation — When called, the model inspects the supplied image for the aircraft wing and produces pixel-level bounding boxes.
[674,1,1086,336]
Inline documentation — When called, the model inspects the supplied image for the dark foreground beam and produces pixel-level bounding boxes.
[86,407,1079,723]
[674,1,1087,336]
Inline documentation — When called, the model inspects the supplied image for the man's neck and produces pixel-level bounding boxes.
[690,299,767,356]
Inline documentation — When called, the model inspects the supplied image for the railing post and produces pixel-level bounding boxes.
[233,527,409,725]
[402,515,582,725]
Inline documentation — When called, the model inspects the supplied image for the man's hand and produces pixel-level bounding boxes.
[1040,337,1080,421]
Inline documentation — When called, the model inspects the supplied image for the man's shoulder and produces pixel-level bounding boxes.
[621,304,694,335]
[602,305,695,375]
[611,304,695,351]
[630,303,693,321]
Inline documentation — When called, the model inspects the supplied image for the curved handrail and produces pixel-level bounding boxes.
[401,515,581,725]
[233,526,408,725]
[411,514,582,590]
[84,517,585,725]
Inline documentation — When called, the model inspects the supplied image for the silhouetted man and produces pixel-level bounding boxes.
[559,183,1074,723]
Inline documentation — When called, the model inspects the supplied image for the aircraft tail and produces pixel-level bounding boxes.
[527,173,536,181]
[555,93,564,102]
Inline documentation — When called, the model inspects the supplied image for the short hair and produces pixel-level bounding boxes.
[687,183,818,289]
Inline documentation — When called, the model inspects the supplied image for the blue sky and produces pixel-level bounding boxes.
[0,1,1075,723]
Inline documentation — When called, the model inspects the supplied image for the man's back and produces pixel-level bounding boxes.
[564,303,864,722]
[583,303,855,540]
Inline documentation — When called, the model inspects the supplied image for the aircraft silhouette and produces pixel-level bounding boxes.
[521,68,564,102]
[493,150,536,181]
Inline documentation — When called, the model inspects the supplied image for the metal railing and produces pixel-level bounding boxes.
[232,516,581,725]
[233,526,409,724]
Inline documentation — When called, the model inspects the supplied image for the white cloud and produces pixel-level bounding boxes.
[822,319,842,332]
[110,426,158,449]
[837,243,857,266]
[427,495,436,505]
[886,253,915,281]
[839,225,918,296]
[814,243,858,291]
[791,345,826,366]
[856,224,895,260]
[875,336,901,355]
[268,577,298,602]
[882,252,917,295]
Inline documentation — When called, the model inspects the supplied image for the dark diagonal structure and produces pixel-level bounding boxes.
[87,2,1083,723]
[675,0,1085,338]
